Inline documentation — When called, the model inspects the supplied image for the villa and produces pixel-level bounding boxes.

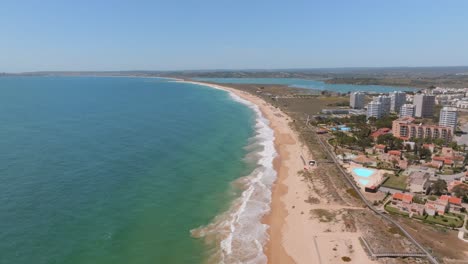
[440,195,463,213]
[392,192,413,204]
[371,128,391,141]
[391,193,425,215]
[425,199,448,216]
[374,144,386,154]
[448,180,468,194]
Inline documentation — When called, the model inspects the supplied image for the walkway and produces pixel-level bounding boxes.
[458,217,468,243]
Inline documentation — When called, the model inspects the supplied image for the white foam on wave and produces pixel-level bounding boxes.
[190,86,277,264]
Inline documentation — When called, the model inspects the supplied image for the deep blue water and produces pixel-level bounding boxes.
[194,77,417,93]
[0,76,256,264]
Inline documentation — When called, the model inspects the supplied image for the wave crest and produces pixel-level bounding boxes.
[191,91,277,264]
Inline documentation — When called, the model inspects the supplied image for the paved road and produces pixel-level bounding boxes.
[438,172,465,182]
[308,123,439,264]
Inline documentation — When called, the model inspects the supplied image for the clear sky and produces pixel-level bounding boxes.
[1,0,468,72]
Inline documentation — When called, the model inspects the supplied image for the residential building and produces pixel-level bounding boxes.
[371,127,391,141]
[408,171,430,193]
[366,101,383,119]
[425,199,448,216]
[456,99,468,109]
[374,144,386,154]
[414,94,435,118]
[448,180,468,193]
[440,195,463,213]
[391,193,424,215]
[390,91,406,113]
[399,104,415,118]
[350,91,365,109]
[392,192,413,204]
[392,117,454,141]
[373,95,391,115]
[439,107,458,130]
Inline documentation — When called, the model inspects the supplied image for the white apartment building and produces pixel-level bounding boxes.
[373,95,391,115]
[367,101,383,119]
[390,91,406,113]
[439,107,458,130]
[400,104,415,118]
[350,91,365,109]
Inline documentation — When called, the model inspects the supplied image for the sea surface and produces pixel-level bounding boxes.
[194,77,417,93]
[0,77,276,264]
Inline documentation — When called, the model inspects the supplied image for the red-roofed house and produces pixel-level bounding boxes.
[371,128,392,141]
[425,199,448,216]
[391,193,425,215]
[432,156,455,168]
[374,144,386,154]
[388,150,401,157]
[392,192,414,203]
[440,195,463,213]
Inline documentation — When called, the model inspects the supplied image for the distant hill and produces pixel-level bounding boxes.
[3,66,468,88]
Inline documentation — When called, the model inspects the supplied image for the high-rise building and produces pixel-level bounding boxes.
[414,94,435,118]
[399,104,415,118]
[350,91,365,109]
[373,95,391,115]
[366,101,383,119]
[390,91,406,113]
[439,107,458,130]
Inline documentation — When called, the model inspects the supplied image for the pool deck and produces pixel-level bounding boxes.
[345,163,388,190]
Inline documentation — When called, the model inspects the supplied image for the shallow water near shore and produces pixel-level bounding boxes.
[0,77,268,263]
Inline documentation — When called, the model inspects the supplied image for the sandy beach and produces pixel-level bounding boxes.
[182,80,374,264]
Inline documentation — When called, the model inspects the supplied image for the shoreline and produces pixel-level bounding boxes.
[182,80,375,264]
[181,80,296,262]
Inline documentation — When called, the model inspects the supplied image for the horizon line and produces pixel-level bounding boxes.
[2,65,468,74]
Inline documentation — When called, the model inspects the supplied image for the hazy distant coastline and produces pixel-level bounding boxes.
[2,66,468,88]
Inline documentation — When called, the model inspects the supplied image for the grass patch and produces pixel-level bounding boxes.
[424,215,464,228]
[346,188,360,199]
[387,226,404,236]
[341,256,352,262]
[412,214,426,221]
[381,174,408,190]
[311,209,336,222]
[384,204,409,217]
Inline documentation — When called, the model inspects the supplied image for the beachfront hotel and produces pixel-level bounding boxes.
[392,117,454,141]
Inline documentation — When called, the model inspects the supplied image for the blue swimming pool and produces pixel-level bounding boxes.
[353,168,375,178]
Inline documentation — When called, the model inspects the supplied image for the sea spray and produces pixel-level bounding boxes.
[191,90,277,264]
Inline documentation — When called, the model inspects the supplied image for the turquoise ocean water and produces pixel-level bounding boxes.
[194,77,417,93]
[0,77,275,264]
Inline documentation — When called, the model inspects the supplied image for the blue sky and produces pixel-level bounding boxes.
[1,0,468,72]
